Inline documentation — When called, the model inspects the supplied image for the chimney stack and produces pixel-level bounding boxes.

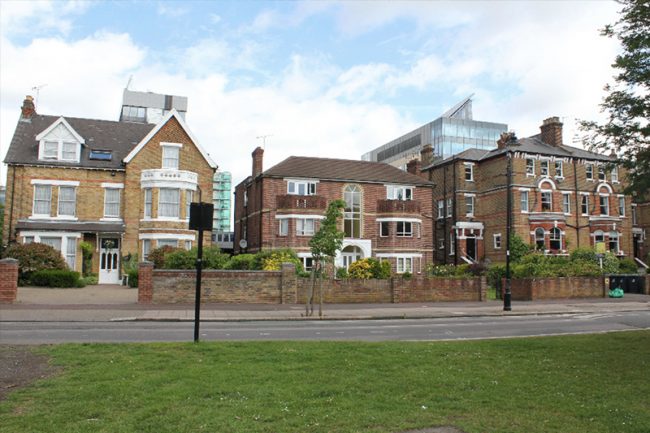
[21,95,36,120]
[252,146,264,178]
[497,132,517,149]
[406,158,422,176]
[420,144,433,167]
[540,117,563,147]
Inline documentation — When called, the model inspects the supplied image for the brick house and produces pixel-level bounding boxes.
[3,96,216,283]
[234,147,435,274]
[420,117,639,264]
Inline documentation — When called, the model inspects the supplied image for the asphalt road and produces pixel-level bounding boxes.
[1,311,649,344]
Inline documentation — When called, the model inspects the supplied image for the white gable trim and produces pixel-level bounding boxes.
[35,117,85,145]
[123,109,217,169]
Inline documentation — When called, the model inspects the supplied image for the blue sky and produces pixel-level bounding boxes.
[1,0,621,187]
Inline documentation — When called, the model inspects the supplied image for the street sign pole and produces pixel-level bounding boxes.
[189,201,213,343]
[194,226,203,343]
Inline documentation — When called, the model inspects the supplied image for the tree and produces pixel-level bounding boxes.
[580,0,650,196]
[307,199,345,317]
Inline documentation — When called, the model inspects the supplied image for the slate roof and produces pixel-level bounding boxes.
[424,135,613,170]
[4,114,155,170]
[262,156,434,186]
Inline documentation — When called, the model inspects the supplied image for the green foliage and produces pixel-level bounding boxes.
[426,263,476,278]
[80,274,98,286]
[78,241,94,276]
[511,253,604,278]
[162,246,230,270]
[579,0,650,196]
[148,245,181,269]
[254,248,304,273]
[618,257,638,274]
[600,252,620,274]
[127,269,138,288]
[226,254,255,270]
[401,271,412,280]
[309,199,346,272]
[426,264,457,277]
[570,247,598,262]
[347,259,373,279]
[30,269,81,288]
[369,258,392,279]
[202,246,231,269]
[509,233,532,263]
[4,242,67,285]
[335,267,348,279]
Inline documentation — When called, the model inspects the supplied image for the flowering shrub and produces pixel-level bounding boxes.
[347,259,373,279]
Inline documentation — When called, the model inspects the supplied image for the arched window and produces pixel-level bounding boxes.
[341,245,363,269]
[535,228,545,250]
[549,227,562,250]
[344,185,361,238]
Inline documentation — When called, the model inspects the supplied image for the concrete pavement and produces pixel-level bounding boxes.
[1,285,648,323]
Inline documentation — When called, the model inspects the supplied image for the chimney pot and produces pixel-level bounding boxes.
[252,147,264,178]
[540,117,563,147]
[406,158,422,176]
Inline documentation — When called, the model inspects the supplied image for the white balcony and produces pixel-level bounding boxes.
[141,169,198,190]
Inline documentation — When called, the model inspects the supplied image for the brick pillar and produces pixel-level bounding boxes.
[645,275,650,295]
[390,277,401,303]
[138,262,154,304]
[280,263,297,304]
[479,276,487,302]
[0,258,18,304]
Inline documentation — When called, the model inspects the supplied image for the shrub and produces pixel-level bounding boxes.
[30,269,81,288]
[509,234,532,263]
[487,263,506,293]
[600,252,620,274]
[348,259,373,279]
[4,242,67,285]
[368,258,391,279]
[147,246,182,268]
[618,257,638,274]
[468,262,487,276]
[79,241,94,276]
[401,271,412,280]
[227,254,256,270]
[127,269,138,287]
[335,267,348,279]
[426,264,457,277]
[570,247,597,262]
[254,249,304,273]
[455,264,470,276]
[81,274,98,286]
[163,249,196,269]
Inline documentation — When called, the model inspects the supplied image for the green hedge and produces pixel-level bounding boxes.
[30,269,81,288]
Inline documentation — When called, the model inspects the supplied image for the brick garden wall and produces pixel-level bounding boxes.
[509,277,605,301]
[0,259,18,304]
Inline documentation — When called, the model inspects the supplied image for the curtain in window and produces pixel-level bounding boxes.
[65,239,76,269]
[159,188,180,217]
[58,186,76,216]
[104,189,120,217]
[40,237,62,251]
[34,185,51,215]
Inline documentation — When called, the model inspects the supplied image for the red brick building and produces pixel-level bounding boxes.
[3,96,216,283]
[420,117,641,265]
[234,147,435,274]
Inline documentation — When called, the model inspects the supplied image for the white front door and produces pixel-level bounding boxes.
[99,237,120,284]
[341,245,363,270]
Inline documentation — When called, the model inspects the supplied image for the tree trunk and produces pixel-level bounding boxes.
[318,269,323,318]
[307,264,316,317]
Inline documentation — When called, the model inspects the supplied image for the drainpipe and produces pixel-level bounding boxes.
[452,159,458,266]
[7,166,17,244]
[443,164,447,264]
[573,159,580,248]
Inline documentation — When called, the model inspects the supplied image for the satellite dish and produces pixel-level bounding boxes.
[239,239,248,249]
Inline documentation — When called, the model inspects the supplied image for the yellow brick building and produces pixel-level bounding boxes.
[3,96,216,284]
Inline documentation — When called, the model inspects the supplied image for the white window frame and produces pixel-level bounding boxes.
[611,166,619,183]
[526,158,535,177]
[540,160,549,177]
[157,239,179,248]
[142,239,151,260]
[185,190,193,220]
[438,239,445,250]
[161,142,181,169]
[632,204,638,225]
[33,184,52,217]
[555,161,564,178]
[446,198,453,218]
[493,233,502,249]
[396,221,413,237]
[562,193,571,215]
[541,191,552,212]
[279,219,289,236]
[386,185,413,201]
[158,188,180,219]
[296,218,315,236]
[599,194,609,216]
[450,232,455,255]
[39,140,79,162]
[437,200,444,219]
[380,221,390,237]
[598,165,606,181]
[465,195,475,217]
[57,186,76,218]
[549,227,562,250]
[103,188,121,219]
[608,231,620,253]
[618,195,625,217]
[586,164,594,181]
[144,188,152,219]
[464,163,474,182]
[396,257,413,274]
[581,194,590,216]
[520,190,529,213]
[287,180,317,196]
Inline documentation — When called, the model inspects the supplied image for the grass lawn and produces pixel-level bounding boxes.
[1,331,649,433]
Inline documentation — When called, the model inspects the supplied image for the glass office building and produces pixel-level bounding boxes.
[212,171,232,232]
[362,96,507,167]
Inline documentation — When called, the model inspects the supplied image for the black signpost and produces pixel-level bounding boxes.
[189,202,214,342]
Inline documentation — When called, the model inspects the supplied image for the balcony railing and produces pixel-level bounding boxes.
[141,169,198,189]
[377,199,420,214]
[276,194,327,210]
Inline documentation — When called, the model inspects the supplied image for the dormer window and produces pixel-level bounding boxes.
[161,142,182,169]
[36,118,84,163]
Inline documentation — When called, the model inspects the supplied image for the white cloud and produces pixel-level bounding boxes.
[0,0,88,37]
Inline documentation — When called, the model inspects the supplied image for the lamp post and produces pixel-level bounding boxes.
[504,150,513,311]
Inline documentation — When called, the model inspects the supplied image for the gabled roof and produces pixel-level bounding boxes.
[35,116,86,145]
[4,114,155,169]
[262,156,434,186]
[123,109,217,169]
